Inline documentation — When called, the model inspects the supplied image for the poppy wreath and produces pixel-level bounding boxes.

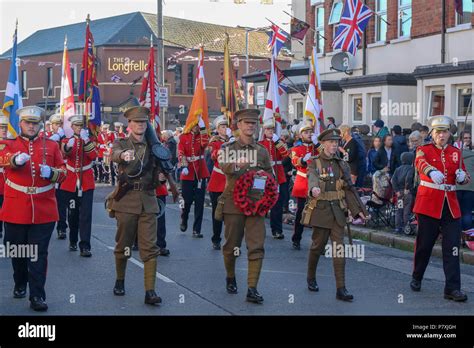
[233,170,279,216]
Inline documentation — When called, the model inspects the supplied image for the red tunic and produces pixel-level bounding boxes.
[290,142,320,198]
[178,132,210,181]
[413,143,469,219]
[0,136,66,224]
[207,135,227,193]
[60,136,98,193]
[0,166,5,196]
[259,137,289,185]
[155,183,168,196]
[97,131,112,159]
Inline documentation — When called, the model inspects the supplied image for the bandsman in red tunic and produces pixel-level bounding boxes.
[259,118,289,239]
[96,123,113,183]
[178,116,210,238]
[290,121,321,250]
[38,120,53,138]
[47,113,68,240]
[0,114,8,239]
[207,115,231,249]
[60,115,98,256]
[0,106,66,312]
[411,115,470,302]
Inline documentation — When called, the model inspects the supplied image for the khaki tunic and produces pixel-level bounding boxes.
[110,136,159,214]
[307,152,361,228]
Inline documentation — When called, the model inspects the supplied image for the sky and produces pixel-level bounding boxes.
[0,0,293,54]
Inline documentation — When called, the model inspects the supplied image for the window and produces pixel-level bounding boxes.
[329,0,343,25]
[375,0,388,42]
[315,6,325,54]
[174,64,182,94]
[371,96,382,121]
[457,87,472,117]
[428,90,445,117]
[21,70,27,97]
[187,64,195,95]
[296,101,304,119]
[46,67,53,96]
[70,65,78,94]
[352,96,363,122]
[398,0,412,38]
[456,0,474,26]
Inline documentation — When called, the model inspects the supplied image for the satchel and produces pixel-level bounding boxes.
[214,195,225,221]
[105,187,118,218]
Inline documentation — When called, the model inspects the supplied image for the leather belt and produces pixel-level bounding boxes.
[6,179,54,194]
[66,162,94,173]
[132,182,153,191]
[296,171,307,178]
[186,155,204,162]
[420,180,456,192]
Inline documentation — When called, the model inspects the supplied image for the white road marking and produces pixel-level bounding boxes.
[105,246,175,284]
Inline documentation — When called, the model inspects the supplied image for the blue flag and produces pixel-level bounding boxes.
[2,26,23,137]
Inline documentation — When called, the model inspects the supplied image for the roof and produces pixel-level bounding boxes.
[413,60,474,79]
[1,12,272,59]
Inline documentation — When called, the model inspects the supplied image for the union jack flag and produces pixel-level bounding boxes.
[332,0,373,56]
[267,24,290,57]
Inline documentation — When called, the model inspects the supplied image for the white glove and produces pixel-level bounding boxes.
[57,127,65,138]
[80,129,89,142]
[39,164,52,179]
[122,150,135,162]
[100,144,106,149]
[49,134,60,142]
[302,153,312,163]
[272,133,280,143]
[311,133,318,145]
[198,117,205,129]
[226,128,232,137]
[15,153,30,166]
[429,170,444,185]
[108,143,113,148]
[66,138,75,149]
[456,169,466,183]
[182,167,189,176]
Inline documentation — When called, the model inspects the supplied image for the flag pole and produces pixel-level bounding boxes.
[79,13,90,198]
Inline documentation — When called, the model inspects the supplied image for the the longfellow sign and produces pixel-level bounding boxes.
[107,57,148,74]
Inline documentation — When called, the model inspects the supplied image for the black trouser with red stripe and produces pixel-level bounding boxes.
[292,197,307,244]
[4,222,55,300]
[413,201,462,292]
[181,178,206,234]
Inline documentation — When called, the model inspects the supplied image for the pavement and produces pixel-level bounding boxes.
[1,184,474,315]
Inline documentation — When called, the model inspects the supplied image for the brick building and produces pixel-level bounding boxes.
[244,0,473,131]
[0,12,289,129]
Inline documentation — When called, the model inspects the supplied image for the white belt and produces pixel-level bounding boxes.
[420,180,456,192]
[186,155,204,162]
[271,161,282,165]
[296,171,307,178]
[6,179,54,194]
[0,168,4,173]
[66,162,94,173]
[213,167,224,175]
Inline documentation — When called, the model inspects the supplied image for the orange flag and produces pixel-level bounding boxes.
[184,46,209,133]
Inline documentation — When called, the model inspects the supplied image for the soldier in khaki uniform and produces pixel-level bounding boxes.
[108,106,162,306]
[218,109,273,304]
[305,129,367,301]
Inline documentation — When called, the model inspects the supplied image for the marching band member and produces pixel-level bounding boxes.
[61,115,98,256]
[207,115,230,249]
[290,121,321,250]
[178,116,209,238]
[0,106,66,311]
[411,115,470,302]
[258,119,289,239]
